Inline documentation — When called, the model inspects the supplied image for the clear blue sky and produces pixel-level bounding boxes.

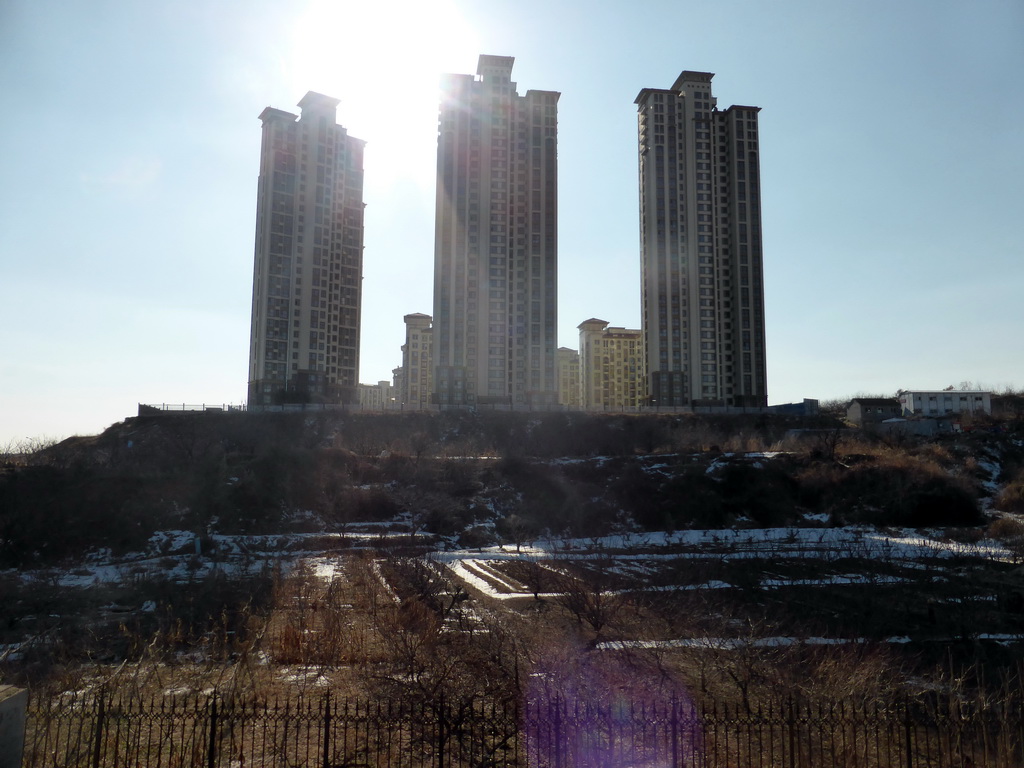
[2,0,1022,444]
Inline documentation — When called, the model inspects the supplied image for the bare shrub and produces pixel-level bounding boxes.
[376,597,445,691]
[988,516,1024,540]
[1,436,62,467]
[368,592,522,704]
[987,516,1024,563]
[555,555,627,641]
[723,432,770,453]
[994,469,1024,513]
[662,595,904,710]
[785,643,905,704]
[911,441,955,467]
[797,450,981,527]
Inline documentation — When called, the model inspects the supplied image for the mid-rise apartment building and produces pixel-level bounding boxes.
[578,319,644,410]
[358,380,394,410]
[400,313,434,409]
[636,72,766,407]
[432,55,559,407]
[248,92,365,406]
[556,347,581,408]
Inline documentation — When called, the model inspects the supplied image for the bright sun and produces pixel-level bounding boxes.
[287,0,481,188]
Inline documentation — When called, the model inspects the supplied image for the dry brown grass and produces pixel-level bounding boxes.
[995,469,1024,513]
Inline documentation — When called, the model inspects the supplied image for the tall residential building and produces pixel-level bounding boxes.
[578,319,644,410]
[247,92,365,407]
[636,72,767,408]
[400,313,434,409]
[556,347,581,408]
[432,55,559,407]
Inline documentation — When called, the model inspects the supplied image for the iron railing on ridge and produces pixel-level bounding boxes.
[136,402,779,416]
[24,690,1024,768]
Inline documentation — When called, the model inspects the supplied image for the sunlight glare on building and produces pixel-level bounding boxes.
[287,0,480,188]
[636,71,767,407]
[247,92,365,406]
[432,55,560,407]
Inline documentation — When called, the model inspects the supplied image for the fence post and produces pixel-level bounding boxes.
[903,698,913,768]
[670,698,679,768]
[322,691,331,768]
[553,696,562,768]
[0,687,27,768]
[787,697,796,768]
[91,691,105,768]
[436,693,445,768]
[208,694,218,768]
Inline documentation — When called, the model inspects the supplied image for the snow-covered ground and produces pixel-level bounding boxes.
[432,526,1014,601]
[6,526,426,588]
[597,633,1024,650]
[4,520,1019,660]
[6,524,1013,594]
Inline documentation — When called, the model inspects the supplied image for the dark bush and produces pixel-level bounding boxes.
[216,448,306,532]
[440,459,482,496]
[611,459,668,528]
[662,468,729,528]
[0,466,157,566]
[576,497,621,537]
[717,460,800,527]
[380,452,416,481]
[457,525,495,549]
[812,459,981,527]
[422,503,473,537]
[348,487,401,521]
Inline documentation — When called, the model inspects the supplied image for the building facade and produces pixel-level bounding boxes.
[247,92,365,407]
[556,347,581,408]
[578,319,644,410]
[392,366,405,405]
[847,398,902,427]
[898,390,992,417]
[358,380,394,410]
[401,313,434,409]
[636,72,766,407]
[432,55,559,407]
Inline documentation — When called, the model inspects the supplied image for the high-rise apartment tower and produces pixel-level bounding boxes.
[636,72,766,407]
[248,92,365,407]
[432,55,559,406]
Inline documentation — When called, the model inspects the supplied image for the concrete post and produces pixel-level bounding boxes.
[0,686,27,768]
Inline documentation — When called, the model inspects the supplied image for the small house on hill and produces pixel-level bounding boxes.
[847,398,901,427]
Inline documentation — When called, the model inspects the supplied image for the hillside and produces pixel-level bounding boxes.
[2,409,1024,704]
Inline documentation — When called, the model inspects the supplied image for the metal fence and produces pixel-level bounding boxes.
[137,402,779,416]
[24,691,1024,768]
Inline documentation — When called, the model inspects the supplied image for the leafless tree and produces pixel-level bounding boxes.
[555,553,626,641]
[500,513,536,553]
[520,557,553,600]
[409,431,434,467]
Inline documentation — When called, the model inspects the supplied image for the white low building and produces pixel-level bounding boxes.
[897,390,991,417]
